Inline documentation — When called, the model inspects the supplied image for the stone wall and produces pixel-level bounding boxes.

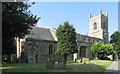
[23,31,104,63]
[24,37,101,63]
[77,42,93,60]
[37,54,54,64]
[24,38,57,64]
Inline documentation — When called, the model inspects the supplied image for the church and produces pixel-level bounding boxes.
[16,10,109,63]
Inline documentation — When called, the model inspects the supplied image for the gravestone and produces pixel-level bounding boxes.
[39,54,53,64]
[57,55,66,69]
[58,60,66,69]
[47,58,55,69]
[47,55,66,69]
[76,59,82,63]
[10,54,17,63]
[82,57,89,64]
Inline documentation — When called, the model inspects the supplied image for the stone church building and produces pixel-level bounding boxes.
[16,10,109,63]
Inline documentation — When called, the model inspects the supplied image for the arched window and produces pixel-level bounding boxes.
[49,45,53,54]
[84,38,85,41]
[94,22,97,30]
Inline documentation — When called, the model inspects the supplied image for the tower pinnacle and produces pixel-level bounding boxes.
[99,9,102,14]
[106,11,108,17]
[89,13,91,18]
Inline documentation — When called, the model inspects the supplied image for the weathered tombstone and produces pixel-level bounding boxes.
[20,52,26,63]
[10,54,17,63]
[82,57,89,64]
[58,60,66,69]
[46,55,66,69]
[47,58,55,69]
[77,59,82,63]
[29,58,36,64]
[57,55,66,69]
[67,54,73,61]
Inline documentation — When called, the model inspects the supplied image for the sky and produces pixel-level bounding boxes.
[28,0,119,2]
[29,2,118,39]
[118,1,120,32]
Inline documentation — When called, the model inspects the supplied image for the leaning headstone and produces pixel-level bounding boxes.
[82,57,89,64]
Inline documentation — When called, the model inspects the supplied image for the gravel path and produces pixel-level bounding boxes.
[104,60,120,74]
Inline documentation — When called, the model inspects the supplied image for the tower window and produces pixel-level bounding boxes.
[93,22,97,30]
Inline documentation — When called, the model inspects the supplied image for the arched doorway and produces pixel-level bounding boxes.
[79,46,87,57]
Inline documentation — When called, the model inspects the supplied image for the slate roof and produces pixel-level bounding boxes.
[25,26,103,42]
[25,27,55,41]
[76,33,103,41]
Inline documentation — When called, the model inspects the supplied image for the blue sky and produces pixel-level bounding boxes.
[29,2,118,39]
[28,0,119,2]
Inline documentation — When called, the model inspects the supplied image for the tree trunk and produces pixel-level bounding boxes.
[64,53,67,63]
[97,52,99,59]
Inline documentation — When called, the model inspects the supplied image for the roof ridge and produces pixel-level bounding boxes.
[33,26,50,30]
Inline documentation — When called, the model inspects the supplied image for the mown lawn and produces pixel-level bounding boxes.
[1,60,113,72]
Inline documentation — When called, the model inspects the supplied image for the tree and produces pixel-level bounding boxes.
[110,31,120,55]
[104,43,113,54]
[91,42,102,53]
[2,2,40,55]
[56,22,77,62]
[91,42,103,59]
[91,42,113,59]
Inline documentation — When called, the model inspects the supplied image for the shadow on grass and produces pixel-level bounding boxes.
[104,70,119,74]
[1,63,107,72]
[66,63,106,72]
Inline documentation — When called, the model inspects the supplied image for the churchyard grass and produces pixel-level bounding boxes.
[1,60,112,72]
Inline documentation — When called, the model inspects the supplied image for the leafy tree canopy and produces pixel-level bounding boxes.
[2,2,40,55]
[55,22,77,55]
[91,42,113,54]
[110,31,120,55]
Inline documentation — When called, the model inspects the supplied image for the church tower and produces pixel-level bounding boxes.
[88,9,109,43]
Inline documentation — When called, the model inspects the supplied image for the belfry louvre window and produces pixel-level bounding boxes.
[49,45,53,54]
[94,22,97,30]
[103,22,105,29]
